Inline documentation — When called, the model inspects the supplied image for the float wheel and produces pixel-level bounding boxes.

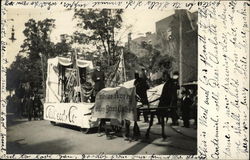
[50,121,56,125]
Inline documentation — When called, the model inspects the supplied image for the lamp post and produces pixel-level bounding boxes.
[9,25,17,42]
[6,19,16,43]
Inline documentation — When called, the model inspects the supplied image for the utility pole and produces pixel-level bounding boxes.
[179,11,183,87]
[39,53,46,98]
[121,49,127,82]
[128,33,132,51]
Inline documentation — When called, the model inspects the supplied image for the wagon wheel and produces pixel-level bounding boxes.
[80,128,90,134]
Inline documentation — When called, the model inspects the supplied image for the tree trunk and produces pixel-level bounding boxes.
[112,26,115,61]
[106,38,111,66]
[100,38,109,65]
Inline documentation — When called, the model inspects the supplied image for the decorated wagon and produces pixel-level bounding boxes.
[43,48,142,135]
[43,56,99,130]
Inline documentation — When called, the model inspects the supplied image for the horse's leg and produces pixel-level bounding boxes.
[145,111,154,138]
[133,121,141,140]
[98,119,105,136]
[125,120,130,138]
[137,108,141,121]
[104,119,109,136]
[161,115,166,139]
[98,119,102,133]
[166,114,169,125]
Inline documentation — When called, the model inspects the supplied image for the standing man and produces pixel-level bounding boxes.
[169,71,180,126]
[141,68,147,81]
[191,90,197,129]
[92,61,107,136]
[134,71,150,122]
[15,85,25,118]
[26,92,34,121]
[181,89,192,128]
[33,93,42,120]
[91,61,105,97]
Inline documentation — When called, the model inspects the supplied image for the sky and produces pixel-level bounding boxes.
[5,8,174,68]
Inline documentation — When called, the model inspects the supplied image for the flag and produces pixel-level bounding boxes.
[110,50,126,87]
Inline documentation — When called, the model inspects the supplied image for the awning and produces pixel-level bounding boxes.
[58,57,72,66]
[57,57,93,69]
[77,59,93,69]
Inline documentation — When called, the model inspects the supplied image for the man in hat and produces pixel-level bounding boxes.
[92,62,108,136]
[134,71,150,122]
[26,92,35,121]
[169,71,180,126]
[181,89,192,128]
[91,61,105,97]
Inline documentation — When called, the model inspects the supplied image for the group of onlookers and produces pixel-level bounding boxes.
[7,91,43,121]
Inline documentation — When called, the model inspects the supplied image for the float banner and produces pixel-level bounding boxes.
[44,103,97,128]
[92,87,137,121]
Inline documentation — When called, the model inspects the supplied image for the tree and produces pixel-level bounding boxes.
[6,54,43,94]
[74,9,125,85]
[20,18,56,60]
[54,34,72,56]
[123,48,138,80]
[6,67,21,95]
[136,40,174,78]
[7,18,56,96]
[74,9,123,66]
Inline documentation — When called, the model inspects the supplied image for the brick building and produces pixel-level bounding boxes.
[126,10,198,84]
[127,32,158,58]
[156,10,198,84]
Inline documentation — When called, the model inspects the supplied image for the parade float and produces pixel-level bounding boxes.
[43,54,99,130]
[43,51,137,131]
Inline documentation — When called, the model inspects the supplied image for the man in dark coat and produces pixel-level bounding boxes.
[170,72,180,125]
[181,90,192,128]
[191,90,197,129]
[92,62,108,136]
[26,93,34,121]
[91,62,105,96]
[134,72,150,122]
[33,94,42,120]
[15,86,25,117]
